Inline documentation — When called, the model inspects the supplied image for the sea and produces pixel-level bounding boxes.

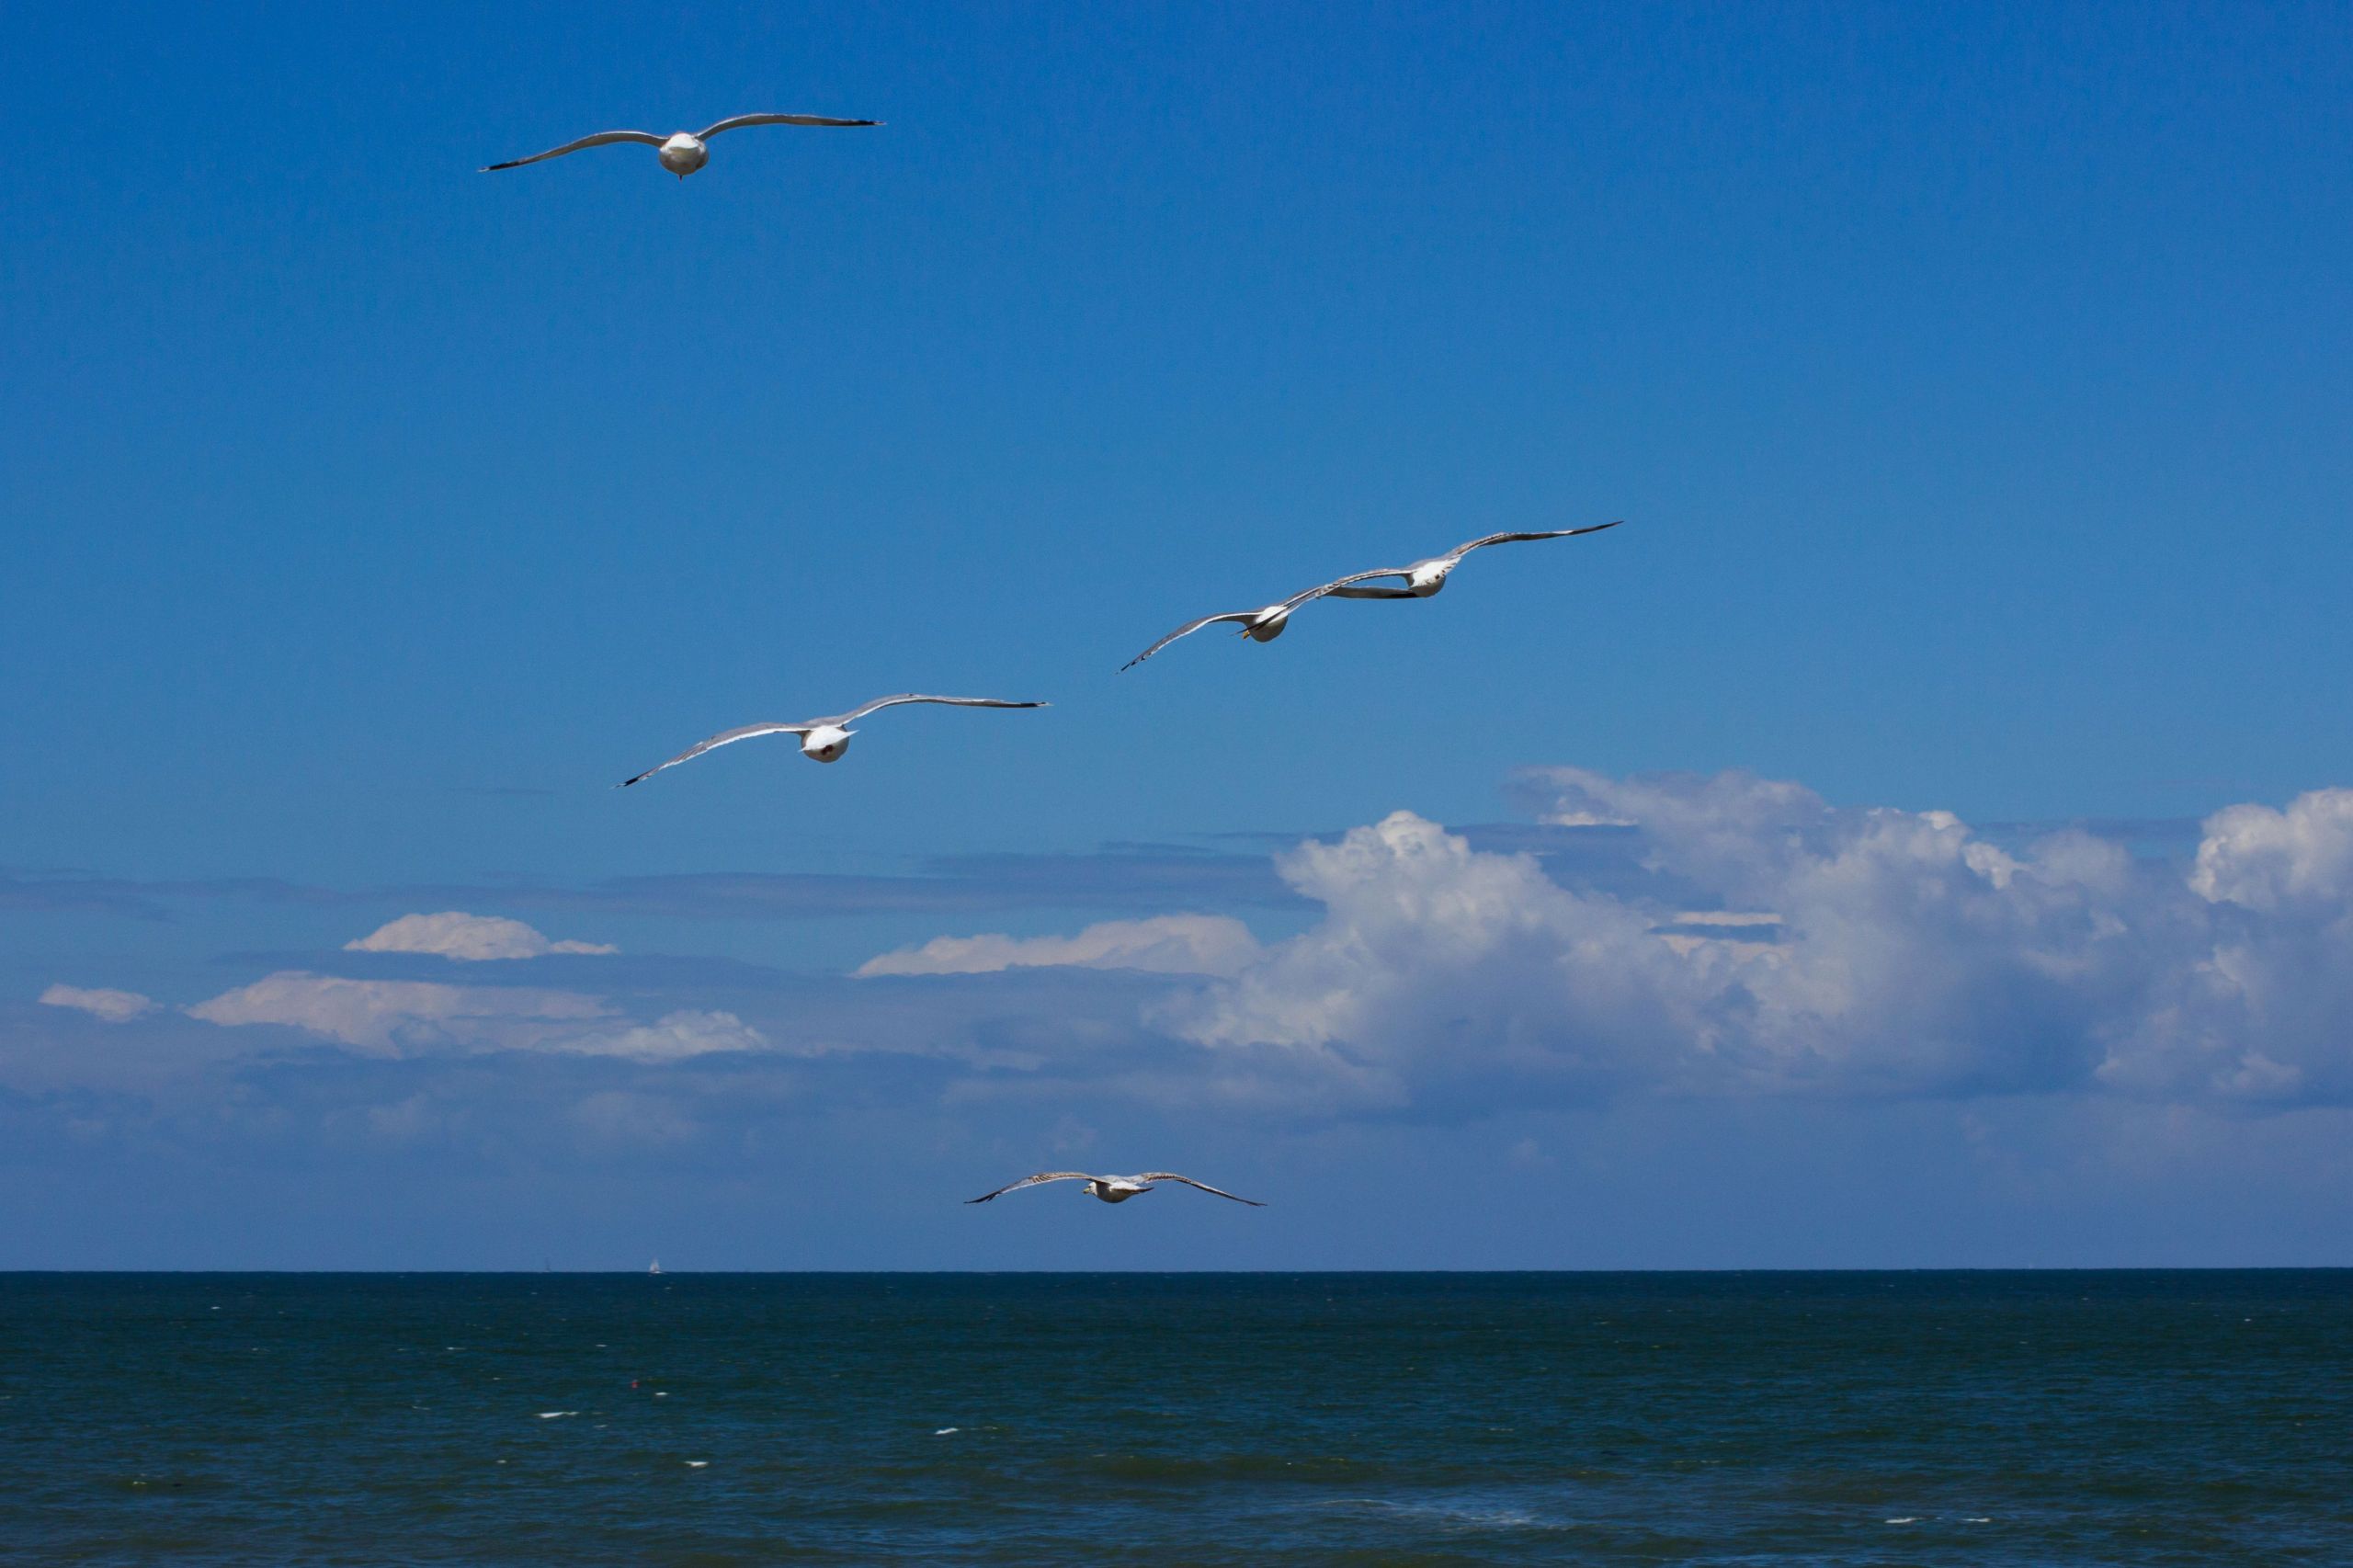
[4,1271,2347,1564]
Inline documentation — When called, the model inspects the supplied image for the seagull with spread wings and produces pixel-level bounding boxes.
[966,1172,1265,1206]
[484,112,880,179]
[1324,520,1624,599]
[620,695,1045,787]
[1120,568,1416,671]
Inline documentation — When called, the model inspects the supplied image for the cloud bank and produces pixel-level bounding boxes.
[1140,771,2353,1113]
[28,768,2353,1125]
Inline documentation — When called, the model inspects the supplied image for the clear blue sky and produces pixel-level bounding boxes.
[4,1,2349,1268]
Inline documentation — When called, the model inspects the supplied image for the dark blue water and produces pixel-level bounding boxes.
[4,1272,2347,1563]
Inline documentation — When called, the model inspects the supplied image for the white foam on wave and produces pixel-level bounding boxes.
[1884,1517,1919,1524]
[1308,1497,1562,1532]
[685,1460,709,1468]
[537,1411,578,1419]
[935,1427,959,1436]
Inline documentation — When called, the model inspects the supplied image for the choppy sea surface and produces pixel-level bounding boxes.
[4,1271,2347,1564]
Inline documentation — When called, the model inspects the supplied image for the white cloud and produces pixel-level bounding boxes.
[40,984,159,1023]
[188,973,611,1055]
[855,915,1261,979]
[344,912,616,962]
[1149,773,2353,1113]
[183,974,758,1062]
[557,1010,767,1063]
[2188,790,2353,914]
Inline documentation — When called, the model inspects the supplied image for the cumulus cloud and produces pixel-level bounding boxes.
[345,912,615,961]
[39,984,158,1023]
[1145,771,2353,1114]
[184,973,759,1063]
[2189,791,2353,915]
[855,915,1261,979]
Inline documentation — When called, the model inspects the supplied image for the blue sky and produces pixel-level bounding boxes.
[5,2,2350,1267]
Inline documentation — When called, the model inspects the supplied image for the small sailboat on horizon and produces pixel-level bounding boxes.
[648,1257,661,1276]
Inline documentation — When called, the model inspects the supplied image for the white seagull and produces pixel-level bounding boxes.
[620,695,1045,787]
[966,1172,1265,1206]
[1324,520,1624,599]
[1120,569,1416,671]
[484,112,880,179]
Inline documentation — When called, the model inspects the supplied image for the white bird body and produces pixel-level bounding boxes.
[620,695,1043,787]
[1325,521,1623,599]
[799,723,853,762]
[1242,604,1295,642]
[657,133,710,177]
[484,112,880,178]
[965,1170,1265,1206]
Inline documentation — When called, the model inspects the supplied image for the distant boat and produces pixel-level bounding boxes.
[649,1258,662,1276]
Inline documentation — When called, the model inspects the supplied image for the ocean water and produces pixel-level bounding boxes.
[4,1272,2347,1564]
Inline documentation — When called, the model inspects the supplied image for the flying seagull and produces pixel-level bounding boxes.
[966,1172,1266,1206]
[1121,569,1415,671]
[484,112,880,178]
[620,695,1045,787]
[1325,520,1624,599]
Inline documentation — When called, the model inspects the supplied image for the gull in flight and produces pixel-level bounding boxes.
[620,695,1045,787]
[966,1172,1265,1206]
[1325,520,1624,599]
[484,112,880,178]
[1120,569,1417,671]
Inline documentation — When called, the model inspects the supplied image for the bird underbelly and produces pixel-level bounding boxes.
[800,727,852,762]
[1247,619,1289,643]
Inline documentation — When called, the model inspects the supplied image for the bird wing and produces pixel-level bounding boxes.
[697,113,882,138]
[965,1172,1096,1204]
[483,131,666,171]
[1281,568,1424,608]
[1120,612,1260,671]
[822,694,1049,725]
[1136,1174,1266,1206]
[1444,520,1623,559]
[1324,574,1422,599]
[618,722,811,788]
